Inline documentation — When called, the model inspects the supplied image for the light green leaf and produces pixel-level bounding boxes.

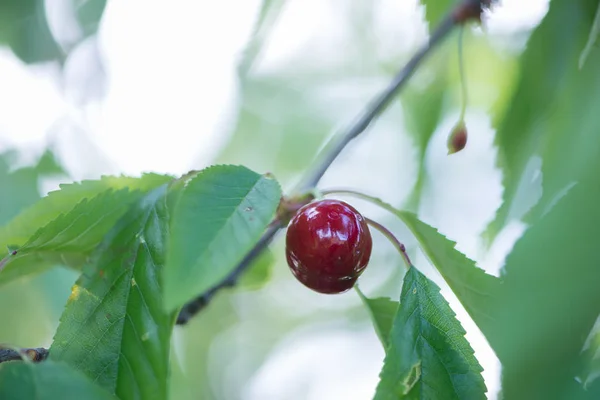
[238,0,286,76]
[164,165,281,311]
[237,249,275,291]
[489,179,600,399]
[215,77,332,185]
[579,320,600,389]
[401,67,448,154]
[0,360,116,400]
[0,149,65,226]
[0,189,153,285]
[0,174,172,285]
[485,0,600,243]
[0,173,172,250]
[50,185,176,399]
[579,2,600,69]
[375,266,486,400]
[420,0,455,28]
[356,287,398,349]
[401,58,448,211]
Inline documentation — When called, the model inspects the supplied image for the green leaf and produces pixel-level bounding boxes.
[579,321,600,389]
[0,189,149,284]
[398,212,500,339]
[329,192,501,339]
[50,185,176,399]
[356,286,398,349]
[375,266,486,400]
[0,0,106,64]
[484,0,600,243]
[0,0,62,63]
[401,59,448,211]
[579,2,600,69]
[0,174,172,285]
[0,360,116,400]
[420,0,455,28]
[0,149,65,226]
[215,77,332,185]
[237,249,275,291]
[164,165,281,311]
[488,179,600,399]
[0,173,171,249]
[401,68,448,154]
[74,0,107,36]
[238,0,286,76]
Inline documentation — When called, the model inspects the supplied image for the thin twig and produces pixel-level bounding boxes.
[176,222,283,325]
[176,0,487,325]
[0,346,48,364]
[295,15,456,193]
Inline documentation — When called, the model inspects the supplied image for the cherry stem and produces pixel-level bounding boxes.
[458,25,468,122]
[320,189,401,216]
[364,218,412,270]
[320,188,415,267]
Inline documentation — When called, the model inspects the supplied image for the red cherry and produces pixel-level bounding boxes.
[285,199,373,294]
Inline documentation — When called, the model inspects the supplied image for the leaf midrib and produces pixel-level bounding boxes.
[411,273,475,399]
[189,182,263,272]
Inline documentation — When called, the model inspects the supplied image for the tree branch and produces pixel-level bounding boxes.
[0,346,48,364]
[176,0,487,325]
[176,222,283,324]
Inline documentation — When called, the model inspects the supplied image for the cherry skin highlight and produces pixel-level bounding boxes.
[285,199,373,294]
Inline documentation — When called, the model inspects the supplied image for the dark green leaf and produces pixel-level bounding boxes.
[0,360,116,400]
[375,266,486,400]
[356,286,398,349]
[0,0,62,63]
[50,185,176,399]
[164,165,281,311]
[485,0,600,243]
[488,179,600,399]
[74,0,107,36]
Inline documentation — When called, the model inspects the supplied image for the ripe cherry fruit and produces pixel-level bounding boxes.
[285,199,373,294]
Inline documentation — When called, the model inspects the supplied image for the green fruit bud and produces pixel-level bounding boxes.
[447,121,468,154]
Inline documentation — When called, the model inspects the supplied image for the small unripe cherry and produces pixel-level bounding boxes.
[447,121,468,154]
[285,199,372,294]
